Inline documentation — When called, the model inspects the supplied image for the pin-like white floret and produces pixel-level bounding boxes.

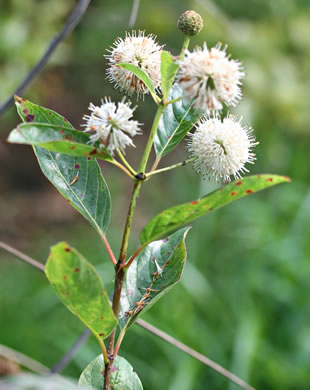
[188,116,258,182]
[106,31,163,98]
[82,98,141,155]
[178,44,244,113]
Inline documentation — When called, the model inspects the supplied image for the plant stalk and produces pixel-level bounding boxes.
[124,244,146,269]
[113,327,127,359]
[146,157,197,178]
[117,149,137,177]
[98,231,117,266]
[138,104,165,173]
[103,104,165,389]
[109,159,134,179]
[179,35,190,60]
[103,34,189,387]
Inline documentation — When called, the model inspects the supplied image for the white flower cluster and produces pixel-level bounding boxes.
[188,116,258,182]
[106,31,163,98]
[82,98,141,155]
[82,26,257,180]
[178,43,244,113]
[176,44,256,182]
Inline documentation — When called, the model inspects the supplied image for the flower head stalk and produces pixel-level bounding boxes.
[106,31,163,98]
[82,98,141,155]
[178,43,244,113]
[187,115,258,182]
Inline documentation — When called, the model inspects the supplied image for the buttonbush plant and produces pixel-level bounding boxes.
[5,10,289,390]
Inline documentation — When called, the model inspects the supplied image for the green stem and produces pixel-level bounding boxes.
[146,157,197,178]
[94,334,109,364]
[103,179,143,389]
[138,104,165,174]
[113,327,127,360]
[179,35,190,60]
[103,35,191,390]
[116,149,137,177]
[149,36,190,174]
[124,243,146,269]
[166,96,183,105]
[109,159,134,179]
[119,180,142,263]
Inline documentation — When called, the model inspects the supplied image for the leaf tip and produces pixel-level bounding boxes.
[14,95,22,105]
[284,175,291,183]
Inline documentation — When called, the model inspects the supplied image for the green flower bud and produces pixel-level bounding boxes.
[177,10,204,36]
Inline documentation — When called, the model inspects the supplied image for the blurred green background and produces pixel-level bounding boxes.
[1,0,310,389]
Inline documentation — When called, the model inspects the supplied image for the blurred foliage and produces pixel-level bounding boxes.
[1,0,310,390]
[0,0,74,102]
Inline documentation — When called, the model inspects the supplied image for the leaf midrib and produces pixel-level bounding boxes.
[34,147,103,234]
[157,103,193,158]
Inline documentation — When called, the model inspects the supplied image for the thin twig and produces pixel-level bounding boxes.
[150,156,161,173]
[145,157,197,179]
[113,327,127,360]
[0,242,45,272]
[0,241,255,389]
[116,149,137,177]
[124,244,145,269]
[0,345,49,374]
[129,0,141,28]
[136,319,255,390]
[98,231,118,266]
[109,159,135,179]
[50,328,91,374]
[0,0,92,115]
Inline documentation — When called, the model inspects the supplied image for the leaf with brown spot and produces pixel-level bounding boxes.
[120,227,190,329]
[7,123,114,162]
[45,242,118,340]
[140,174,290,244]
[12,97,111,235]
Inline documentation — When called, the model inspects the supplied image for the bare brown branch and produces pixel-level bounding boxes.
[0,242,45,272]
[136,319,256,390]
[0,345,49,374]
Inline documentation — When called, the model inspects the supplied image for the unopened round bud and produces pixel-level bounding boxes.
[177,10,203,36]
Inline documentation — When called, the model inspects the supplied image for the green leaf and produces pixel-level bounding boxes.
[1,373,88,390]
[8,123,114,162]
[141,174,291,244]
[14,96,111,235]
[79,354,143,390]
[117,62,160,103]
[160,51,179,102]
[119,227,190,329]
[45,242,118,340]
[154,83,202,159]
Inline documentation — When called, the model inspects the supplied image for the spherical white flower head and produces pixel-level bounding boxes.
[178,43,245,113]
[106,31,163,98]
[188,116,258,182]
[82,98,141,155]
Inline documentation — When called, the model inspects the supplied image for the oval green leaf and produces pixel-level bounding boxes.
[8,123,114,161]
[141,174,291,244]
[117,62,160,103]
[45,242,118,340]
[119,227,190,329]
[160,51,179,102]
[14,96,111,235]
[79,354,143,390]
[154,83,202,159]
